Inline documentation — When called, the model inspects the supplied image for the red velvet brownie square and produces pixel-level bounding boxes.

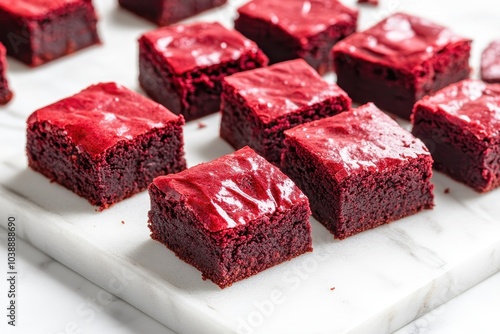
[27,82,186,210]
[333,13,471,119]
[119,0,227,26]
[220,59,351,164]
[0,43,13,105]
[148,146,312,288]
[235,0,358,74]
[282,103,434,239]
[139,22,268,121]
[0,0,100,67]
[481,41,500,84]
[412,80,500,192]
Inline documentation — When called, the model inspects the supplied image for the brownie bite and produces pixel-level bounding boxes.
[357,0,378,5]
[412,80,500,192]
[118,0,227,26]
[481,40,500,84]
[0,0,100,67]
[139,22,268,121]
[148,146,312,288]
[0,43,13,105]
[282,103,435,239]
[235,0,358,74]
[220,59,351,164]
[27,82,186,210]
[333,13,471,119]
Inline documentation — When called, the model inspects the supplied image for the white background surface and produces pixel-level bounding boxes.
[0,0,499,333]
[1,228,499,334]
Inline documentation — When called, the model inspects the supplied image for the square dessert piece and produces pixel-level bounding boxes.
[412,80,500,192]
[0,0,100,67]
[139,22,268,121]
[119,0,227,26]
[282,103,435,239]
[148,146,312,288]
[235,0,358,74]
[220,59,351,163]
[333,13,471,119]
[27,82,186,210]
[481,40,500,84]
[0,43,13,105]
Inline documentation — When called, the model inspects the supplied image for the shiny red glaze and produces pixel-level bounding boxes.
[28,82,182,158]
[152,147,309,232]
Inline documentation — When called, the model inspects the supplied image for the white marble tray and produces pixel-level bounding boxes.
[0,0,499,333]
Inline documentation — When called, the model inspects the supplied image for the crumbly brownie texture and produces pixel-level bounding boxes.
[282,103,434,239]
[148,146,312,288]
[139,22,268,121]
[235,0,358,74]
[27,82,186,210]
[220,59,351,163]
[0,43,13,105]
[333,13,471,119]
[481,41,500,84]
[0,0,100,67]
[119,0,227,26]
[412,79,500,192]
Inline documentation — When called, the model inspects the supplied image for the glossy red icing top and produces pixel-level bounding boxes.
[285,103,429,181]
[237,0,358,39]
[224,59,350,124]
[414,80,500,140]
[0,0,82,17]
[333,13,470,72]
[481,41,500,84]
[152,147,309,232]
[140,22,265,75]
[28,82,182,158]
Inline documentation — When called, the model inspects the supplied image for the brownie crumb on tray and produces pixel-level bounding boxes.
[358,0,378,5]
[27,82,186,210]
[148,146,312,288]
[282,103,435,239]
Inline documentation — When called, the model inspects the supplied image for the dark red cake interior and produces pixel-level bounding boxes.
[221,59,351,163]
[0,43,12,104]
[27,82,186,209]
[148,147,312,288]
[282,103,435,239]
[119,0,227,26]
[333,13,471,118]
[235,0,358,74]
[0,0,100,66]
[139,22,268,121]
[412,79,500,192]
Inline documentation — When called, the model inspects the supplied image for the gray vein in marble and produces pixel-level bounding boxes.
[1,183,30,202]
[385,228,446,269]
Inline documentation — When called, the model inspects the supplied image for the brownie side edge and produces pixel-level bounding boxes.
[412,103,499,192]
[27,119,186,210]
[148,182,312,288]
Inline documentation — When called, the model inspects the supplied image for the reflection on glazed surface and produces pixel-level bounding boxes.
[28,82,181,157]
[153,147,308,232]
